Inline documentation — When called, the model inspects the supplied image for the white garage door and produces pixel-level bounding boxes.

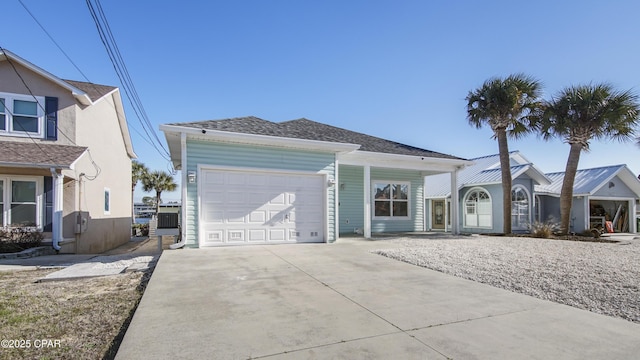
[200,169,325,246]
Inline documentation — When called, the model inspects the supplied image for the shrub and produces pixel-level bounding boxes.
[0,227,45,253]
[131,224,149,237]
[528,219,560,238]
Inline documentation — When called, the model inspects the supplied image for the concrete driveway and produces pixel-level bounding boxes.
[116,239,640,359]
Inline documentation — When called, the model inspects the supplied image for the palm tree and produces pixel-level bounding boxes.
[131,160,149,223]
[466,73,543,234]
[142,170,178,214]
[540,83,640,234]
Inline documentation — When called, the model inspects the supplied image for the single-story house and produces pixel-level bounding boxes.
[161,117,471,247]
[536,164,640,234]
[424,151,551,233]
[425,151,640,234]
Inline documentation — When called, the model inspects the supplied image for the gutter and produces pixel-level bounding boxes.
[169,132,187,250]
[50,168,61,251]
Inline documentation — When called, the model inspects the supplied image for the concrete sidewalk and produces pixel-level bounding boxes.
[0,236,161,280]
[116,239,640,359]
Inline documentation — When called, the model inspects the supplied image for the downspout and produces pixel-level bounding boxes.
[170,132,187,249]
[50,168,63,251]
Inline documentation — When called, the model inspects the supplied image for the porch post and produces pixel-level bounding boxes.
[51,170,64,250]
[630,199,637,233]
[364,164,371,238]
[450,167,460,234]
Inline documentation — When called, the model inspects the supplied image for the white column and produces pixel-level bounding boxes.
[364,165,371,238]
[450,168,460,235]
[52,170,64,250]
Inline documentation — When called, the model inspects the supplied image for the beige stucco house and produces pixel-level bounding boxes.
[0,49,136,253]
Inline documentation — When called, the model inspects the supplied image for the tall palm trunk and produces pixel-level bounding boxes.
[496,129,512,234]
[155,191,162,215]
[559,142,583,234]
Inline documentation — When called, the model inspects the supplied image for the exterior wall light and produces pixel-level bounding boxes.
[188,171,196,184]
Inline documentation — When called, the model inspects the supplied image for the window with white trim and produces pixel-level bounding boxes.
[0,177,41,227]
[511,186,530,229]
[373,182,410,218]
[0,93,45,137]
[464,188,492,227]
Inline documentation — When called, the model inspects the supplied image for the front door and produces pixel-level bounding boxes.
[432,200,445,230]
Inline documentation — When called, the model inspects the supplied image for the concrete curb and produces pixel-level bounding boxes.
[0,246,56,260]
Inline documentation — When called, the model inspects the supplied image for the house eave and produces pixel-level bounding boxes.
[338,150,472,172]
[0,161,74,170]
[160,124,361,166]
[0,49,93,106]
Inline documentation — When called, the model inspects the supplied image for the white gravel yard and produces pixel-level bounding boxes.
[374,235,640,323]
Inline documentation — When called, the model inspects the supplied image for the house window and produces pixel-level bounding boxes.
[0,93,44,137]
[512,186,530,229]
[0,177,42,228]
[373,182,410,218]
[104,188,111,215]
[0,99,5,131]
[10,180,37,227]
[534,195,541,223]
[464,188,492,228]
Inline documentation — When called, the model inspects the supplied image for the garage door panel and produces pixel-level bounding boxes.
[204,210,224,223]
[226,211,246,223]
[248,211,266,224]
[200,169,324,246]
[269,229,286,242]
[227,230,245,242]
[203,190,224,204]
[227,191,246,204]
[248,229,266,242]
[204,172,224,185]
[226,173,246,185]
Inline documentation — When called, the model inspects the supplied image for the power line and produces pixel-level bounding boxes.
[17,0,173,166]
[17,0,92,83]
[85,0,171,161]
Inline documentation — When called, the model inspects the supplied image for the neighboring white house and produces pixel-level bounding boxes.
[161,117,471,247]
[0,49,136,253]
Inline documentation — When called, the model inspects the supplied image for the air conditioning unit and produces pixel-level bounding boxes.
[157,213,179,229]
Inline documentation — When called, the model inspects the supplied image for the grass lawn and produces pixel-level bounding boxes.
[0,269,150,360]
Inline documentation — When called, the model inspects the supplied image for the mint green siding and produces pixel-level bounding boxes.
[371,168,425,233]
[338,165,425,234]
[185,140,336,247]
[338,165,364,234]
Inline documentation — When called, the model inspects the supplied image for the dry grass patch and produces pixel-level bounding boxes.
[0,269,149,360]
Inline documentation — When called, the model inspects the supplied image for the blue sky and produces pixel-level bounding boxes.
[3,0,640,202]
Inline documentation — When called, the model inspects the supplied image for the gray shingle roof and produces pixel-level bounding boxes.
[0,142,87,168]
[63,79,116,102]
[170,116,464,160]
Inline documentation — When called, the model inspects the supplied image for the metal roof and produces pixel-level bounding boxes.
[425,151,551,198]
[535,164,640,196]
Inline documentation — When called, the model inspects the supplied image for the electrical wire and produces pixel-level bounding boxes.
[13,1,176,172]
[85,0,171,162]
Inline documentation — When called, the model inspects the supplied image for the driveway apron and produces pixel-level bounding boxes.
[115,240,640,359]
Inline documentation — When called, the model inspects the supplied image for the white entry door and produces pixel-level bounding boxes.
[200,168,325,246]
